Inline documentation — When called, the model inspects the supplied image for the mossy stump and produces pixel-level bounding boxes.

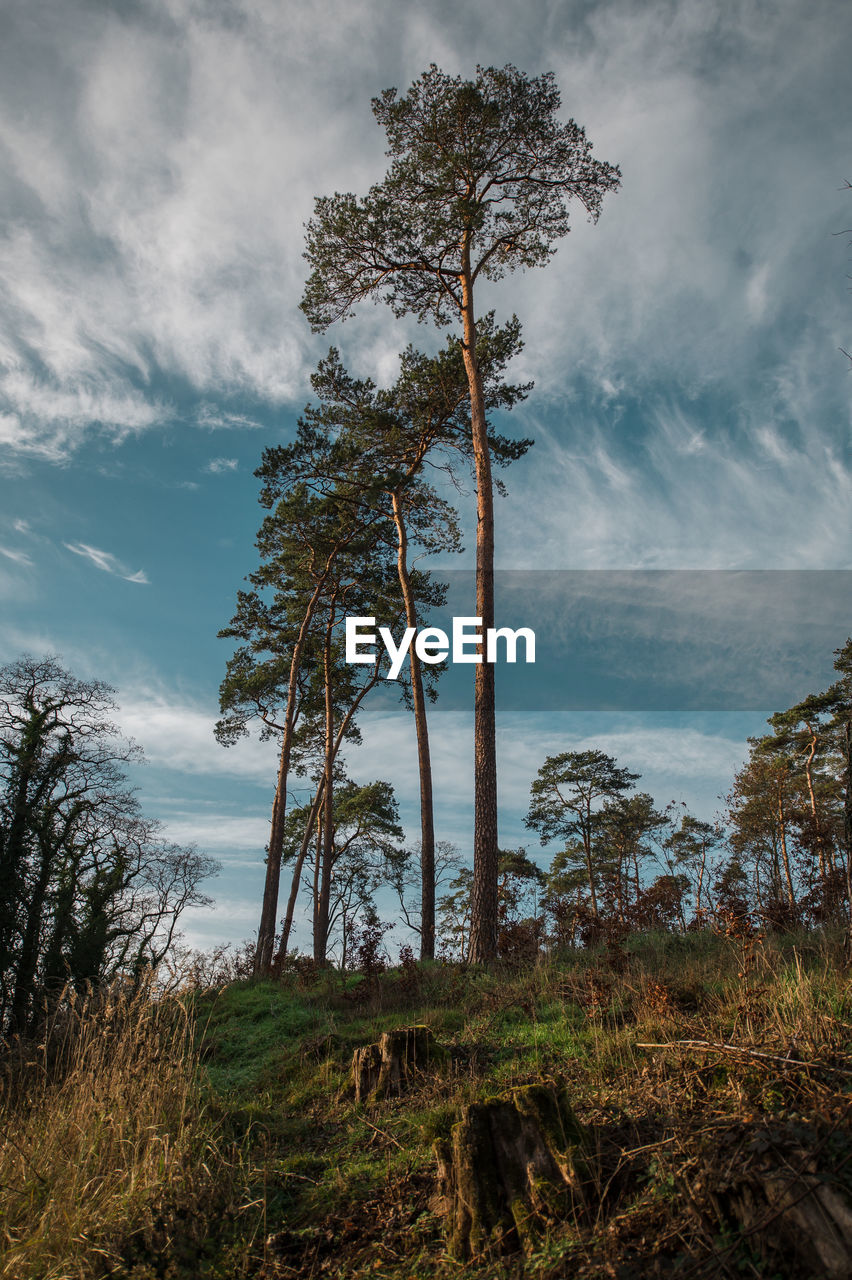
[697,1134,852,1279]
[434,1082,587,1259]
[352,1025,443,1103]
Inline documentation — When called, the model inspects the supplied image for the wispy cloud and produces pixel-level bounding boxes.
[204,457,238,474]
[196,404,262,431]
[495,387,852,571]
[63,541,149,584]
[0,369,166,462]
[116,695,279,781]
[0,545,33,567]
[0,0,848,577]
[158,813,271,854]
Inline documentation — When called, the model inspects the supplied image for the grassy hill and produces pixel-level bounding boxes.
[2,930,851,1278]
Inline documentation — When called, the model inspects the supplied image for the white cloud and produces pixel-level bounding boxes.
[495,384,852,570]
[178,896,263,952]
[0,545,33,567]
[344,707,748,843]
[110,688,750,847]
[156,812,271,855]
[195,404,262,430]
[116,694,280,781]
[204,456,238,473]
[0,0,846,494]
[0,367,166,462]
[63,541,150,584]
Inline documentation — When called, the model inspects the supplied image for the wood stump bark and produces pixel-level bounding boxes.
[694,1130,852,1278]
[352,1026,443,1103]
[434,1082,587,1259]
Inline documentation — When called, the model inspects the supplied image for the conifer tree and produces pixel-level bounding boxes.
[302,64,620,960]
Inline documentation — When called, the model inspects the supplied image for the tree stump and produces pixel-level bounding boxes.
[434,1082,587,1259]
[694,1130,852,1279]
[352,1025,443,1103]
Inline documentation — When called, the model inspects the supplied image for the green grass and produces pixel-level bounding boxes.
[3,930,850,1278]
[180,929,851,1276]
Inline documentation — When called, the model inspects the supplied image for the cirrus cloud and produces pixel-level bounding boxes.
[63,541,149,584]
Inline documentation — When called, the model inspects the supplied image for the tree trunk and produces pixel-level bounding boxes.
[694,1128,852,1279]
[255,573,329,974]
[9,836,53,1033]
[615,846,626,924]
[391,489,436,961]
[314,616,337,966]
[272,778,325,973]
[0,728,53,978]
[843,721,852,963]
[696,837,707,921]
[777,789,797,910]
[273,659,384,971]
[312,808,322,945]
[803,734,830,881]
[582,800,599,917]
[460,278,499,964]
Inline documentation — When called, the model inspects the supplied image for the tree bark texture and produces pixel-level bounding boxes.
[313,617,336,966]
[692,1128,852,1279]
[434,1083,587,1260]
[390,490,436,960]
[255,575,328,974]
[460,285,498,964]
[351,1026,445,1103]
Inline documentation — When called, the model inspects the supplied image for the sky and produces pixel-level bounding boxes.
[1,0,850,954]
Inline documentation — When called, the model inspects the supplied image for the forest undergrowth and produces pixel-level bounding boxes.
[1,929,851,1279]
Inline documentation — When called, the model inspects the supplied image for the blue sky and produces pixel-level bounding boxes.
[1,0,851,953]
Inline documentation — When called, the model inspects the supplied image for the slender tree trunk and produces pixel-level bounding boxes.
[255,573,329,974]
[802,736,827,881]
[272,778,325,972]
[843,721,852,962]
[390,489,436,960]
[582,801,599,917]
[0,732,48,974]
[314,617,336,966]
[696,839,707,920]
[273,659,384,971]
[460,275,499,963]
[777,790,797,909]
[312,808,322,943]
[316,766,334,967]
[615,846,626,924]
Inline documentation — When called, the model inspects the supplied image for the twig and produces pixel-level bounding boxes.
[619,1134,679,1158]
[636,1039,828,1071]
[354,1113,403,1149]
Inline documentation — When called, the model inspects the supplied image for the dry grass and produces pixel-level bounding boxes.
[5,933,845,1278]
[0,980,258,1280]
[228,931,852,1278]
